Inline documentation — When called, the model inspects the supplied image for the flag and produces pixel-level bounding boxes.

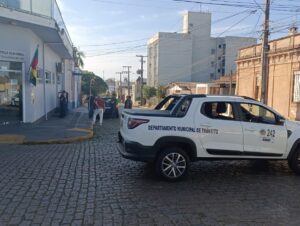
[30,47,39,86]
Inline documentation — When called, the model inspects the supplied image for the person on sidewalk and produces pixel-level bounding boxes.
[124,96,132,109]
[92,96,105,125]
[88,95,95,119]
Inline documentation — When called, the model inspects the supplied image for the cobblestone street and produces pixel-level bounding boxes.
[0,118,300,225]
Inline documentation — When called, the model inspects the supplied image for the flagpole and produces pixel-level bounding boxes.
[43,42,47,120]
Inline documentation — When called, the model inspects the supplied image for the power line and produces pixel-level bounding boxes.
[79,38,148,47]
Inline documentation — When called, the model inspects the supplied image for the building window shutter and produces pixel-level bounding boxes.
[294,71,300,102]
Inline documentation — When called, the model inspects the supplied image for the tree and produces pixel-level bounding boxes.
[81,71,108,96]
[143,86,157,99]
[73,47,85,69]
[157,85,167,99]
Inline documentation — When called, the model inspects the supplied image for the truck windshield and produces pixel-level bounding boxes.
[154,96,181,111]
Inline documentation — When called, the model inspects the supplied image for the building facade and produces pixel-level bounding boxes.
[147,11,256,87]
[0,0,78,123]
[236,29,300,120]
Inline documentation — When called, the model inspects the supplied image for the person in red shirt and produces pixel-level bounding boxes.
[92,96,105,125]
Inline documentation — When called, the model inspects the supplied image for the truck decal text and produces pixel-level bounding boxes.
[148,125,218,134]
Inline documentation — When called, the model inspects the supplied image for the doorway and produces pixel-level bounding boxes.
[0,61,23,124]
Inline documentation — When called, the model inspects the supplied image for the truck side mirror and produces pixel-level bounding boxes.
[277,117,285,126]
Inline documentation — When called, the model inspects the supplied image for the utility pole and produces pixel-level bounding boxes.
[260,0,270,104]
[123,66,132,96]
[116,72,123,100]
[136,55,147,105]
[229,70,233,96]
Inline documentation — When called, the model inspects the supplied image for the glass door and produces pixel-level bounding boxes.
[0,61,23,124]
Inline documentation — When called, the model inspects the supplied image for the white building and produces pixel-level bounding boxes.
[0,0,79,123]
[147,11,257,87]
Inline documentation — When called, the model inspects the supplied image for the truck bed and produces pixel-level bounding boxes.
[122,109,172,117]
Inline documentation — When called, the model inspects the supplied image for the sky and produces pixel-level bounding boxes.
[56,0,299,82]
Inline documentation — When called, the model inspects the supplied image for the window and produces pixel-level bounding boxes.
[240,103,276,124]
[176,98,192,117]
[218,45,222,48]
[45,71,51,84]
[201,102,236,120]
[211,49,215,55]
[211,61,215,67]
[293,71,300,102]
[218,57,221,60]
[155,96,181,111]
[210,73,215,78]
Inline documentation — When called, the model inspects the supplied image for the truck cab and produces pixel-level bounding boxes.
[118,95,300,181]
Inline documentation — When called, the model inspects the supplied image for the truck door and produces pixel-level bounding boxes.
[238,103,287,156]
[196,101,244,156]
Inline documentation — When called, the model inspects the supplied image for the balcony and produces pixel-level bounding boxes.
[0,0,73,59]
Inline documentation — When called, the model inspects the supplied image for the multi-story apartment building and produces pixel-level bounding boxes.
[147,11,256,87]
[0,0,79,123]
[236,28,300,120]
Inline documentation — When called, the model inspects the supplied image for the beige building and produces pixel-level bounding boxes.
[236,28,300,120]
[166,77,236,96]
[166,82,197,95]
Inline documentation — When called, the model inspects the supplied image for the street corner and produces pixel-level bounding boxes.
[0,134,25,144]
[23,128,94,145]
[68,127,94,141]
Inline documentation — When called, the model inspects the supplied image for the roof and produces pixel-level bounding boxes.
[168,94,256,101]
[239,32,300,51]
[213,74,236,84]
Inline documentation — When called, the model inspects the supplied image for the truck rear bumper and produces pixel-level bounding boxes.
[117,132,157,162]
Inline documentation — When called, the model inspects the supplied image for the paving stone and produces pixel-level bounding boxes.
[0,119,299,225]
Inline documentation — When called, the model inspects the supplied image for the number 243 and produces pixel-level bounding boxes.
[267,129,275,137]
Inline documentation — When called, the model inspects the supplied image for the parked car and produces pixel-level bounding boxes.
[102,97,119,118]
[118,94,300,181]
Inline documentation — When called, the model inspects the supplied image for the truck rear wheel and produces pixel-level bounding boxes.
[155,147,189,181]
[288,148,300,175]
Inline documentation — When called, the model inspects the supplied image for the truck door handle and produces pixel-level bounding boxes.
[200,124,212,128]
[245,128,256,132]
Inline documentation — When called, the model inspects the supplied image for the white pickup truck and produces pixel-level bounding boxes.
[118,95,300,181]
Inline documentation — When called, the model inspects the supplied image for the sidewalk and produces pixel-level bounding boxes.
[0,106,93,144]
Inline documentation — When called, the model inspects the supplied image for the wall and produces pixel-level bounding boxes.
[224,37,257,75]
[236,33,300,120]
[188,13,213,82]
[157,32,192,85]
[0,23,65,122]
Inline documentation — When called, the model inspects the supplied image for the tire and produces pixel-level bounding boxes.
[155,147,189,181]
[288,148,300,175]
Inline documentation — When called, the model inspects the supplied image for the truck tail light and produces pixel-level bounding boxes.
[127,118,149,129]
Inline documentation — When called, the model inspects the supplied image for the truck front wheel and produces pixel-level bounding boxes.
[288,148,300,175]
[155,147,189,181]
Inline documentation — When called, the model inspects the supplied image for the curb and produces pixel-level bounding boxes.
[23,128,94,145]
[0,135,25,144]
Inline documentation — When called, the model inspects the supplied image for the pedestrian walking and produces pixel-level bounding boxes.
[92,96,105,125]
[124,96,132,109]
[88,95,95,119]
[59,91,67,118]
